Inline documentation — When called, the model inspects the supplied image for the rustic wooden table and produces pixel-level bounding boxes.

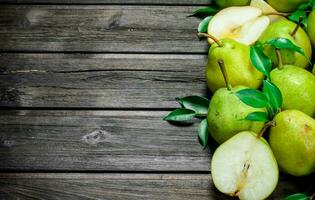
[0,1,314,199]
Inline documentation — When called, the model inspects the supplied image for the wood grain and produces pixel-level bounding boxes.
[1,0,212,4]
[0,5,208,53]
[0,53,207,108]
[0,110,211,171]
[0,173,314,200]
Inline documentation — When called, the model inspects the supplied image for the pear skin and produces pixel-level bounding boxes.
[215,0,250,8]
[207,86,265,144]
[206,39,264,92]
[307,10,315,48]
[259,19,312,69]
[266,0,309,12]
[270,65,315,117]
[270,110,315,176]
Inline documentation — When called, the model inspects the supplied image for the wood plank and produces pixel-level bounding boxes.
[0,110,210,171]
[0,53,207,108]
[1,0,212,4]
[0,173,314,200]
[0,5,208,53]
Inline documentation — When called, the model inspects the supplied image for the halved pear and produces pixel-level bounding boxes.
[211,131,279,200]
[207,6,270,45]
[250,0,286,22]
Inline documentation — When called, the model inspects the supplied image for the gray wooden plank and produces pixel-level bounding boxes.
[1,0,212,4]
[0,110,210,171]
[0,53,207,108]
[0,5,208,53]
[0,173,314,200]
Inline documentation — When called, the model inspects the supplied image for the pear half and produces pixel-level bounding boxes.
[208,6,270,45]
[211,131,279,200]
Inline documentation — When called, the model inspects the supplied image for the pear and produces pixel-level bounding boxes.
[215,0,250,8]
[259,19,312,69]
[307,10,315,48]
[270,64,315,117]
[211,131,279,200]
[208,6,270,45]
[205,37,264,92]
[207,59,265,144]
[266,0,309,12]
[269,110,315,176]
[250,0,286,23]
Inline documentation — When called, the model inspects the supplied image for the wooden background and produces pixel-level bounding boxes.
[0,1,314,199]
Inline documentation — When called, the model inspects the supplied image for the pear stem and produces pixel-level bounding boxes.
[217,59,232,91]
[197,33,223,47]
[257,121,276,138]
[291,16,303,37]
[275,49,283,69]
[264,12,290,17]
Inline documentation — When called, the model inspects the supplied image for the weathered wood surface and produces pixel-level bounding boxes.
[0,173,314,200]
[0,5,208,53]
[0,110,210,171]
[0,53,207,108]
[1,0,212,4]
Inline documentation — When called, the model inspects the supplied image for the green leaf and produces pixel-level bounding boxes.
[235,89,269,108]
[282,193,308,200]
[190,6,218,17]
[176,96,209,116]
[198,16,212,33]
[245,112,269,122]
[263,80,282,114]
[250,45,272,79]
[265,38,307,58]
[198,119,209,148]
[163,108,196,121]
[289,10,307,28]
[298,0,312,9]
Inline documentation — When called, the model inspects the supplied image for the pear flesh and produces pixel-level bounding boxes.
[206,39,264,92]
[208,6,270,45]
[270,65,315,117]
[211,131,279,200]
[207,86,265,144]
[269,110,315,176]
[250,0,285,23]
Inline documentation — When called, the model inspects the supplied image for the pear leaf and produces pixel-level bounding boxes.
[190,6,218,17]
[262,80,282,114]
[282,193,308,200]
[265,38,309,60]
[245,112,269,122]
[198,119,209,148]
[176,96,209,116]
[198,16,212,33]
[289,10,307,28]
[250,45,272,79]
[298,0,312,9]
[163,108,196,121]
[236,89,269,108]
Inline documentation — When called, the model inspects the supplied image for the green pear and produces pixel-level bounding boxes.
[207,59,264,144]
[259,19,312,69]
[207,86,265,144]
[307,10,315,48]
[269,110,315,176]
[206,38,264,92]
[270,65,315,117]
[266,0,308,12]
[215,0,250,8]
[211,131,279,200]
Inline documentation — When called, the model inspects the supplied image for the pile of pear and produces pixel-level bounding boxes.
[202,0,315,199]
